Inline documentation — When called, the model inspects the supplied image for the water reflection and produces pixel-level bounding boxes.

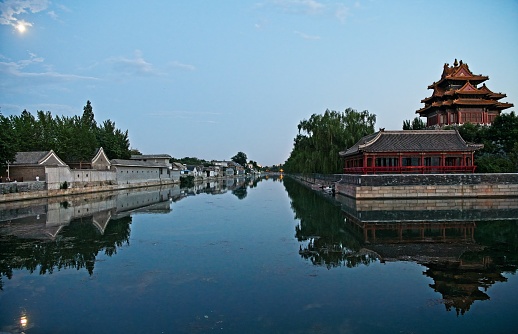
[0,177,261,292]
[283,176,518,315]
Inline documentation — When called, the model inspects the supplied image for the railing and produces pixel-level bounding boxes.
[343,165,476,174]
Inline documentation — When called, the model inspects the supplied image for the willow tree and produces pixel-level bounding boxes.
[284,108,376,174]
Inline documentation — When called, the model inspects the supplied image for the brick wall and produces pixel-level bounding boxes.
[335,173,518,199]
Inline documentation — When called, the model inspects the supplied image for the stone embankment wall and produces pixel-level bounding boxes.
[290,173,342,190]
[0,180,176,203]
[335,173,518,199]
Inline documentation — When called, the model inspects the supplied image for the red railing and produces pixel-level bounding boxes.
[343,165,476,174]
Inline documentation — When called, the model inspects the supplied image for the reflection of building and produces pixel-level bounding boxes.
[424,261,507,316]
[416,59,513,127]
[0,185,182,239]
[335,194,518,315]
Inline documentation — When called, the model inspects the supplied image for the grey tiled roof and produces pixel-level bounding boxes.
[340,130,480,157]
[110,159,169,167]
[13,151,51,164]
[130,154,172,160]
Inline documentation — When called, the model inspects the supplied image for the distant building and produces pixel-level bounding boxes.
[111,159,170,184]
[339,129,483,174]
[130,154,172,169]
[416,59,513,127]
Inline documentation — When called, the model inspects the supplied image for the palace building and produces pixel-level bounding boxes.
[339,129,483,174]
[416,59,513,127]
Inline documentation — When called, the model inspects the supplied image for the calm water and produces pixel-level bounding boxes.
[1,176,518,333]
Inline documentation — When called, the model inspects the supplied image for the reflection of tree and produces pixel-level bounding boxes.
[283,177,376,269]
[0,216,132,290]
[232,186,247,200]
[287,176,518,314]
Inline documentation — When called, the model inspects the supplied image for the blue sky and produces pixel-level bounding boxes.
[1,0,517,166]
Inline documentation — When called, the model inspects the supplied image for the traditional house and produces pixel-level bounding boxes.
[130,154,172,169]
[203,166,217,178]
[185,165,202,177]
[68,147,111,170]
[110,159,170,184]
[170,162,186,181]
[5,150,67,182]
[417,59,513,127]
[339,130,483,174]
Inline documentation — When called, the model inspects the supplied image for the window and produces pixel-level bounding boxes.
[463,112,482,124]
[424,157,441,166]
[402,157,420,166]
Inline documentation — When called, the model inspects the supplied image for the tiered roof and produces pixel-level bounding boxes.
[417,59,513,116]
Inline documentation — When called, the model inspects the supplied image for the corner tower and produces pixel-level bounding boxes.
[416,59,513,127]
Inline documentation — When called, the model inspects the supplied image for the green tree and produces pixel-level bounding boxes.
[76,101,99,166]
[284,108,376,174]
[0,112,17,172]
[231,152,248,166]
[403,117,426,130]
[10,110,38,151]
[4,101,133,164]
[97,120,131,159]
[35,110,58,151]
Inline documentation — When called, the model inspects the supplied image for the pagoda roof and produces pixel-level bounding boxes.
[478,83,507,100]
[456,81,479,93]
[427,59,488,89]
[452,98,496,106]
[494,102,514,110]
[339,130,481,157]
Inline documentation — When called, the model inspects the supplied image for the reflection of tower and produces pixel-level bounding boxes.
[424,259,507,315]
[335,194,518,315]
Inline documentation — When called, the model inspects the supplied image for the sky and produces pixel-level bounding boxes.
[1,0,517,166]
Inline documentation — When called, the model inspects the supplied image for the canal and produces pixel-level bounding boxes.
[1,176,517,333]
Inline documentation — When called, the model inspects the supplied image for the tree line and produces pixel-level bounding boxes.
[283,108,376,174]
[0,101,131,171]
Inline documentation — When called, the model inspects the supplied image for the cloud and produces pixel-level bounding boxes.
[0,52,98,95]
[0,0,49,27]
[0,103,78,115]
[259,0,355,23]
[271,0,325,15]
[109,50,162,76]
[147,110,222,118]
[335,4,351,23]
[146,110,222,125]
[294,30,320,40]
[169,61,196,71]
[47,10,58,20]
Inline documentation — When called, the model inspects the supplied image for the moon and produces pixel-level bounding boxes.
[16,22,27,33]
